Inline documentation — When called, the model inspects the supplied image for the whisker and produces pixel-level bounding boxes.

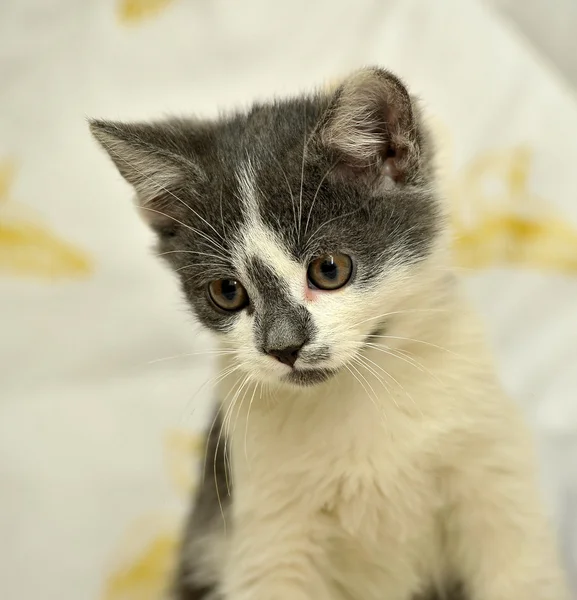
[366,335,471,362]
[182,267,233,285]
[172,254,229,270]
[223,377,254,490]
[353,353,393,397]
[350,308,449,330]
[345,362,387,426]
[219,184,228,241]
[360,351,420,416]
[212,373,250,530]
[199,362,244,457]
[244,381,260,466]
[156,250,226,259]
[303,160,338,239]
[229,377,255,471]
[364,343,444,386]
[304,209,361,254]
[297,106,308,245]
[351,355,384,399]
[199,364,244,518]
[220,374,251,494]
[148,349,238,365]
[355,353,406,416]
[140,205,229,259]
[179,361,240,427]
[95,141,228,251]
[258,143,299,243]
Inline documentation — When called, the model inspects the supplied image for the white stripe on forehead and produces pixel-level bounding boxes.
[236,161,303,293]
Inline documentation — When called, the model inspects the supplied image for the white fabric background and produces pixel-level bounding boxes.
[1,1,576,598]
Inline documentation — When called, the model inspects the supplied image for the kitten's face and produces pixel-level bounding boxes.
[91,68,441,387]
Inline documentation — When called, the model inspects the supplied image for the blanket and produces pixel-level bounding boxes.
[1,1,576,598]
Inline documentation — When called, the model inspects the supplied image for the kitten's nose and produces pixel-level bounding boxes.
[266,344,303,368]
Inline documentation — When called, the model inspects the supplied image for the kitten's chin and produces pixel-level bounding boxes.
[282,367,337,387]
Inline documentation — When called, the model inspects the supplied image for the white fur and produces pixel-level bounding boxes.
[198,170,569,600]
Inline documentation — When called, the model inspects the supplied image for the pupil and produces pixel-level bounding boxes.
[221,280,237,301]
[320,259,338,280]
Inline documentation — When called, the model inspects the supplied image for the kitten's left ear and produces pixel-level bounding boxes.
[89,119,204,229]
[315,67,427,187]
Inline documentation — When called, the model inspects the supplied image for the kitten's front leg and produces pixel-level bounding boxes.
[221,502,331,600]
[447,432,569,600]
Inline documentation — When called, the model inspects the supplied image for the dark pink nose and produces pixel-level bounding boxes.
[266,344,303,368]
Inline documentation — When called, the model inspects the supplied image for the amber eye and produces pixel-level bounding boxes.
[208,279,249,312]
[307,254,353,291]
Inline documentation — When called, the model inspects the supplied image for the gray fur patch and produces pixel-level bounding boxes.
[413,582,468,600]
[247,257,316,356]
[300,345,331,363]
[284,367,336,386]
[90,67,441,337]
[171,410,230,600]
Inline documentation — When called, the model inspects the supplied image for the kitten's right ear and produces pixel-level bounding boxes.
[314,67,427,189]
[89,119,203,230]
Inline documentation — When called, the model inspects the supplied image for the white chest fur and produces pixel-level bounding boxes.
[218,343,484,599]
[213,310,567,600]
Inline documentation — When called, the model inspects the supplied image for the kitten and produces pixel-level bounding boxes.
[90,67,569,600]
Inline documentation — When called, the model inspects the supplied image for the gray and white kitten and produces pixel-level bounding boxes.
[91,68,568,600]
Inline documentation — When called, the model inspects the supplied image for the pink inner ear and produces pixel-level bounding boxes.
[319,69,419,186]
[383,155,401,183]
[382,142,409,184]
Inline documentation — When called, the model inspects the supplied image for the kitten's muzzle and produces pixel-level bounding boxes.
[265,343,303,368]
[259,310,310,368]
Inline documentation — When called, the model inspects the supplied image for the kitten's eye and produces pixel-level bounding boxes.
[307,254,353,291]
[208,279,249,312]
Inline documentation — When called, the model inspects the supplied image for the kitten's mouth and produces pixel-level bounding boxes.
[282,325,386,387]
[284,367,337,387]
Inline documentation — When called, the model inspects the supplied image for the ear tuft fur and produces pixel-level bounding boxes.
[316,67,426,187]
[89,119,205,230]
[90,120,187,203]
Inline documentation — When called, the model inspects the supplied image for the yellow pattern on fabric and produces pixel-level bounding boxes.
[101,431,203,600]
[430,120,577,273]
[0,160,92,280]
[103,529,178,600]
[118,0,177,24]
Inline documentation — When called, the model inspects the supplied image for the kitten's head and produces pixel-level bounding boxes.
[91,67,444,387]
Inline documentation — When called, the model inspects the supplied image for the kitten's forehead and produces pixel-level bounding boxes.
[152,95,435,276]
[235,160,301,278]
[200,97,327,181]
[231,163,319,353]
[175,99,326,263]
